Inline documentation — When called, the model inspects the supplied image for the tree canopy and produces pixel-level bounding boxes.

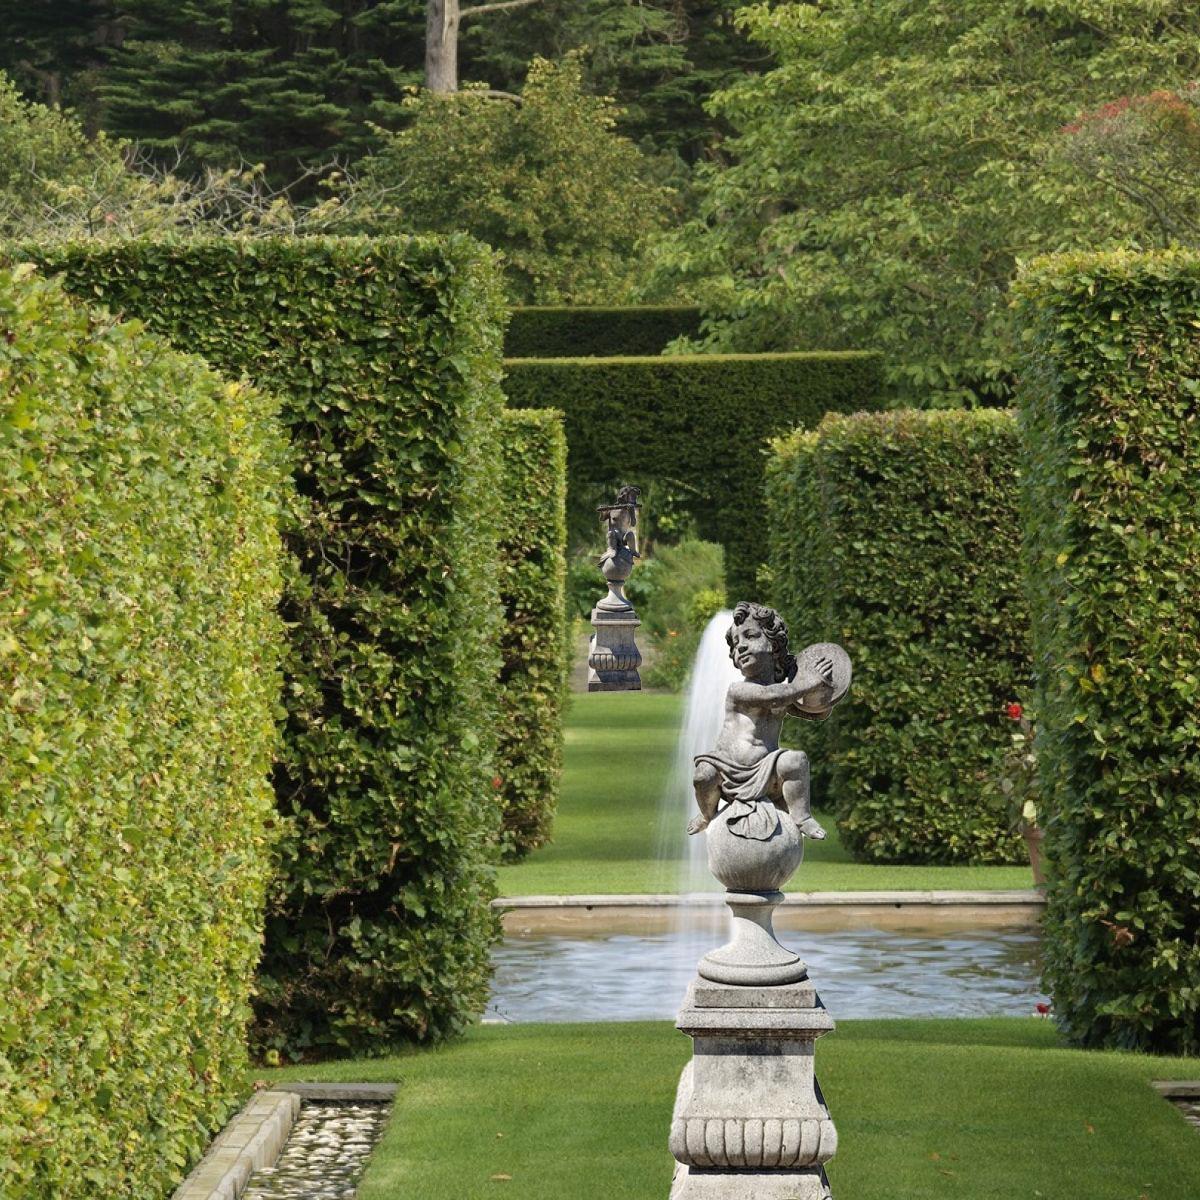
[650,0,1200,402]
[348,55,674,302]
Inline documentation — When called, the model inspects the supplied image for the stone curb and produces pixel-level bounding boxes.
[493,889,1045,909]
[1153,1081,1200,1098]
[274,1082,398,1101]
[171,1090,300,1200]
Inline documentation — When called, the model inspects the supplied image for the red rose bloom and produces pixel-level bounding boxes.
[491,775,504,790]
[1005,702,1023,721]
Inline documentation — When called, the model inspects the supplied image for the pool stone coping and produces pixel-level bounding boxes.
[494,889,1045,909]
[171,1083,397,1200]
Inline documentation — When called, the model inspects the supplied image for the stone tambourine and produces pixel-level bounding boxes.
[796,642,852,708]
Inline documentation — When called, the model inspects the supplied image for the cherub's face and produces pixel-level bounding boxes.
[730,616,775,681]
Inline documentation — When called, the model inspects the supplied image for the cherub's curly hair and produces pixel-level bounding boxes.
[726,601,796,682]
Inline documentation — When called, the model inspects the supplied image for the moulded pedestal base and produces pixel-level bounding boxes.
[587,612,642,692]
[668,977,837,1199]
[670,1164,832,1200]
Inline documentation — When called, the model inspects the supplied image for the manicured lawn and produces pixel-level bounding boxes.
[268,1018,1200,1199]
[497,692,1036,896]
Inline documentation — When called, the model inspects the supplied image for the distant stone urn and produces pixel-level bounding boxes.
[587,486,643,691]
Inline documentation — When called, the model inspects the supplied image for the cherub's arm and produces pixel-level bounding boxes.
[729,661,834,713]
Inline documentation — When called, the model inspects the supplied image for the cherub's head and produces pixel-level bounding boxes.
[726,601,796,683]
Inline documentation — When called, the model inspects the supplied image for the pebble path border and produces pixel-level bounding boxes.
[171,1084,396,1200]
[242,1099,391,1199]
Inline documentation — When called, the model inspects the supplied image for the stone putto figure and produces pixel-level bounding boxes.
[689,601,848,845]
[596,484,641,612]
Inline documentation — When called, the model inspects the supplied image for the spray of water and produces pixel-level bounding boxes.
[654,610,740,895]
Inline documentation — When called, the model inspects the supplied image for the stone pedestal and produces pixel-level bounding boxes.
[587,608,641,692]
[669,978,836,1200]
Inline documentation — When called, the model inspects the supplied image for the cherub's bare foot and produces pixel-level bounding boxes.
[687,813,710,836]
[797,815,827,840]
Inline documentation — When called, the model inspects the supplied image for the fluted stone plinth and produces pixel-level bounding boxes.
[587,610,642,692]
[669,978,835,1200]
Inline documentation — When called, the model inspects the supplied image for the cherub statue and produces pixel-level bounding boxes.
[595,485,641,612]
[688,601,851,842]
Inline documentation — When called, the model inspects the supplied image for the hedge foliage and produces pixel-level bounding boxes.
[503,351,883,592]
[21,237,508,1056]
[766,410,1031,863]
[1015,251,1200,1055]
[0,266,285,1196]
[504,305,702,358]
[496,409,569,857]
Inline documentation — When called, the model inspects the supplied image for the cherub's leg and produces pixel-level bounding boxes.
[688,761,721,835]
[777,750,825,839]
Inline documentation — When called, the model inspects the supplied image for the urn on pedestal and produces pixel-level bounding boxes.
[588,485,643,692]
[669,602,852,1200]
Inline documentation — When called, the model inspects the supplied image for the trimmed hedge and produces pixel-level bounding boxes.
[503,352,884,593]
[766,410,1031,863]
[1015,250,1200,1054]
[20,237,507,1055]
[0,267,285,1196]
[496,408,569,857]
[504,304,702,358]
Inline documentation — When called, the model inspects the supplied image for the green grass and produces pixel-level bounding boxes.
[267,1019,1200,1199]
[497,692,1035,895]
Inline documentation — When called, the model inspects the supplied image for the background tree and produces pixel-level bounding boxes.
[97,0,423,185]
[1052,85,1200,247]
[649,0,1200,403]
[348,54,674,302]
[0,1,761,191]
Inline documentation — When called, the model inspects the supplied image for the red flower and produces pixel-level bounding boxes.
[491,775,504,790]
[1035,1002,1051,1016]
[1005,702,1023,721]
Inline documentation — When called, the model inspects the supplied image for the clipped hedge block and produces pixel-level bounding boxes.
[767,409,1031,864]
[503,352,883,593]
[504,304,702,358]
[0,266,285,1197]
[496,408,569,857]
[1015,250,1200,1055]
[21,236,507,1056]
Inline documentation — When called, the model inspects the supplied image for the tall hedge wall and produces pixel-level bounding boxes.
[0,267,285,1197]
[766,409,1031,864]
[20,237,507,1056]
[1015,250,1200,1055]
[496,408,569,857]
[504,304,702,358]
[503,352,884,593]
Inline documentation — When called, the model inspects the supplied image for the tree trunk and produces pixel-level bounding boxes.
[425,0,460,93]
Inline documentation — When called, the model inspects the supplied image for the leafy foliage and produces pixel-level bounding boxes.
[1015,250,1200,1054]
[626,539,726,690]
[502,350,883,594]
[0,266,285,1196]
[766,410,1031,863]
[0,1,759,180]
[461,0,760,165]
[0,71,145,237]
[496,409,569,858]
[651,0,1200,403]
[349,56,675,303]
[19,236,508,1056]
[98,0,422,185]
[505,305,702,358]
[1053,84,1200,248]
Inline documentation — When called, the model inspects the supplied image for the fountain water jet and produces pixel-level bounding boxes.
[654,610,739,896]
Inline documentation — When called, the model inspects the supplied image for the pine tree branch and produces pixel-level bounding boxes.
[460,0,542,20]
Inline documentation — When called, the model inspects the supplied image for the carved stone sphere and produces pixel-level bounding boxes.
[707,808,803,892]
